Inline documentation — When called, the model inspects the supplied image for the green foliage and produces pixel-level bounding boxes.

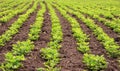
[0,0,32,23]
[0,0,38,47]
[0,52,25,71]
[57,3,120,57]
[77,42,90,53]
[41,48,60,67]
[0,40,34,71]
[38,3,62,71]
[1,0,120,71]
[83,54,107,71]
[12,40,34,55]
[28,2,46,41]
[53,4,90,53]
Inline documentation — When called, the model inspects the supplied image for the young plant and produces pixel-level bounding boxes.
[12,40,34,55]
[83,53,107,71]
[41,48,60,67]
[38,3,62,71]
[0,52,25,71]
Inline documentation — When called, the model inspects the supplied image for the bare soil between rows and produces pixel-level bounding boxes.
[0,2,120,71]
[55,4,120,70]
[0,1,34,35]
[67,5,120,44]
[0,2,38,66]
[54,6,86,71]
[18,3,52,71]
[83,14,120,46]
[69,13,120,71]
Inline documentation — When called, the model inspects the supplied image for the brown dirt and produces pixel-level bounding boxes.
[17,4,52,71]
[70,13,120,71]
[0,16,19,35]
[114,16,120,19]
[83,13,120,46]
[0,2,38,65]
[89,16,120,46]
[78,10,120,46]
[0,2,34,35]
[91,17,120,39]
[66,5,120,44]
[54,7,86,71]
[53,4,120,70]
[97,20,120,45]
[100,15,113,21]
[100,14,120,21]
[67,5,120,46]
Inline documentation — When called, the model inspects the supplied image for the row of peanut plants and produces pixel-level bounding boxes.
[0,1,37,47]
[0,0,15,11]
[0,0,33,23]
[37,3,63,71]
[67,0,120,18]
[0,0,28,17]
[55,2,120,58]
[0,1,47,71]
[0,0,23,13]
[64,3,120,34]
[78,6,120,34]
[52,3,108,71]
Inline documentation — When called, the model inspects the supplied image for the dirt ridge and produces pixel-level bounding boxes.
[0,1,34,35]
[70,13,120,71]
[54,7,86,71]
[0,2,38,65]
[18,3,52,71]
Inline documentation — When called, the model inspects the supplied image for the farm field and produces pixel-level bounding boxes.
[0,0,120,71]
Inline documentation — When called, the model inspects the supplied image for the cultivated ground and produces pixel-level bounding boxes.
[0,0,120,71]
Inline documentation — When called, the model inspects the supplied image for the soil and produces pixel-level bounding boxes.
[70,13,120,71]
[0,1,34,35]
[67,5,120,46]
[0,1,120,71]
[114,16,120,19]
[0,2,38,65]
[0,16,19,35]
[17,3,52,71]
[100,15,120,21]
[80,11,120,46]
[100,15,113,21]
[67,5,120,40]
[54,7,86,71]
[92,17,120,45]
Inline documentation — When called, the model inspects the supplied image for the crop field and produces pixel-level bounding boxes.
[0,0,120,71]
